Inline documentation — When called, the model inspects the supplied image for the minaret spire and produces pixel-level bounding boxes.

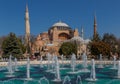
[26,4,28,12]
[25,4,30,46]
[93,13,97,38]
[81,26,84,39]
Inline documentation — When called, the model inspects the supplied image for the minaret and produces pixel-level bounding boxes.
[25,4,30,46]
[93,14,97,38]
[81,26,84,39]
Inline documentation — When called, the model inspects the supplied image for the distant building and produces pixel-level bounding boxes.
[31,21,81,56]
[25,5,91,57]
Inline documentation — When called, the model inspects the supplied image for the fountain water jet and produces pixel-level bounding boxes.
[39,77,49,84]
[82,53,88,68]
[7,55,14,74]
[61,54,64,67]
[114,61,120,78]
[5,55,15,77]
[63,76,71,84]
[24,57,32,80]
[68,53,78,74]
[40,56,43,67]
[76,75,82,84]
[47,53,52,70]
[14,58,18,71]
[86,59,97,81]
[118,61,120,78]
[71,53,76,72]
[51,56,56,72]
[97,54,104,68]
[110,56,117,69]
[60,54,67,70]
[52,56,61,82]
[79,53,90,73]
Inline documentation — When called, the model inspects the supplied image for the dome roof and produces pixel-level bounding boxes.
[84,39,91,44]
[46,43,54,46]
[71,36,84,42]
[52,21,69,27]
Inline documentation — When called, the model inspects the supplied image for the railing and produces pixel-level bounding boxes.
[0,60,116,66]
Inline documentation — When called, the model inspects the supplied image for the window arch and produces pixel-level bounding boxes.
[58,33,69,41]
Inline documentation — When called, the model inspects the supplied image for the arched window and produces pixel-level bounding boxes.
[58,33,69,41]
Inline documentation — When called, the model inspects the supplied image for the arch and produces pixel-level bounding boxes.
[58,33,70,41]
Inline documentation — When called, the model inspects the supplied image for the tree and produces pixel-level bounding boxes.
[2,32,24,58]
[0,36,6,47]
[18,37,26,54]
[0,36,6,56]
[89,41,110,59]
[59,42,77,58]
[102,33,117,54]
[18,34,36,55]
[92,32,101,42]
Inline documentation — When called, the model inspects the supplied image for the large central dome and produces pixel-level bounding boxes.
[52,21,69,27]
[50,21,71,30]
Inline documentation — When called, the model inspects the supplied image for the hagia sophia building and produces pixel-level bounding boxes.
[25,5,97,57]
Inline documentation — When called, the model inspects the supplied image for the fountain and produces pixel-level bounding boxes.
[52,56,61,82]
[76,75,82,84]
[14,58,18,71]
[39,77,49,84]
[79,53,90,72]
[25,57,32,80]
[97,54,104,68]
[86,59,97,81]
[63,76,71,84]
[7,55,14,74]
[82,53,88,68]
[117,61,120,78]
[6,55,15,77]
[47,53,52,70]
[40,56,43,67]
[60,54,67,70]
[68,53,77,74]
[2,80,14,84]
[114,61,120,78]
[51,56,56,72]
[61,54,64,67]
[71,53,76,72]
[1,53,120,84]
[111,56,117,69]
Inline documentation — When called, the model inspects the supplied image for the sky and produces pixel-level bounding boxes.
[0,0,120,39]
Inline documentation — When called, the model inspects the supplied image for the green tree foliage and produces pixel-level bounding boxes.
[116,39,120,56]
[89,32,111,59]
[102,33,117,44]
[18,38,26,54]
[102,33,117,54]
[92,32,101,42]
[2,32,24,58]
[0,36,6,47]
[89,41,110,59]
[18,34,36,55]
[59,42,77,57]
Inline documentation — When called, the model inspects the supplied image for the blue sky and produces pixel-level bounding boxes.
[0,0,120,39]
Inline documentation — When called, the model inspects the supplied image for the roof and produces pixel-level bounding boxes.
[52,21,69,27]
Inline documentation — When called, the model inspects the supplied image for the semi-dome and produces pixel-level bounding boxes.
[71,36,84,42]
[52,21,69,27]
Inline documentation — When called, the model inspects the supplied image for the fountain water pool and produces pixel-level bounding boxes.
[0,56,120,84]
